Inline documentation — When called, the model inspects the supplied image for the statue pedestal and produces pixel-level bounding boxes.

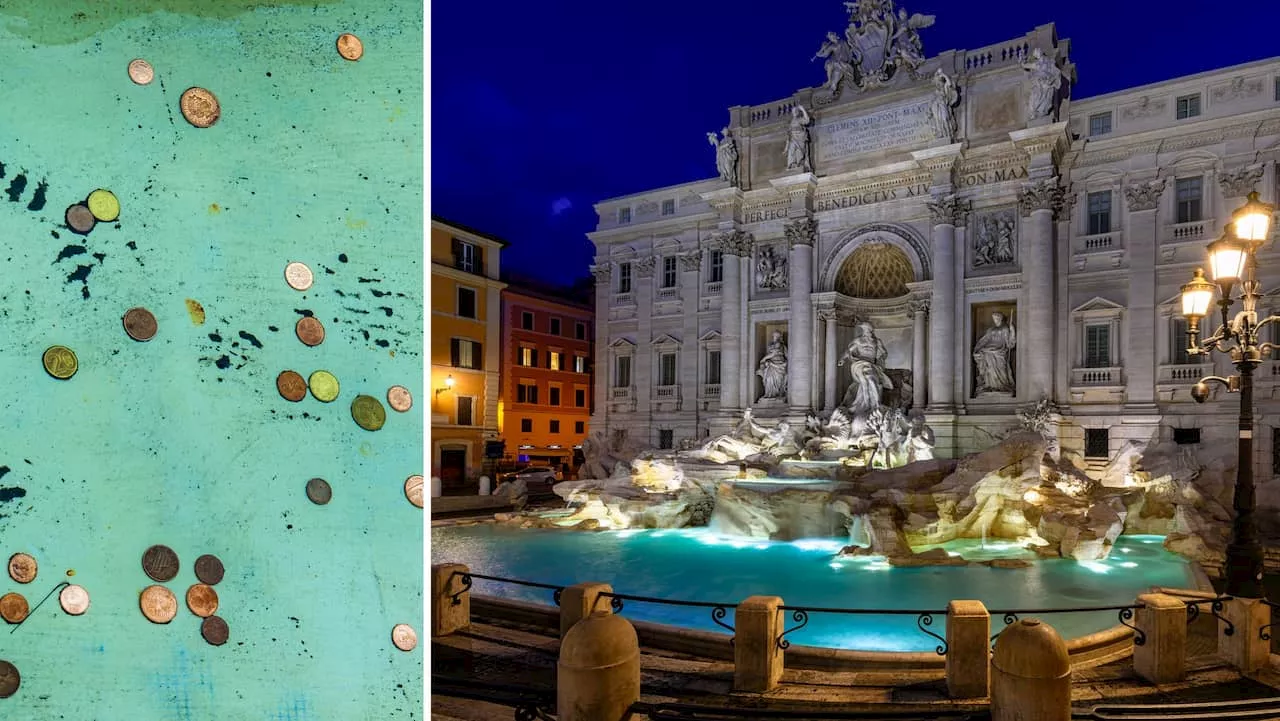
[752,398,788,417]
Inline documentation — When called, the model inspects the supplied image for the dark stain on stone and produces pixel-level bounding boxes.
[267,325,279,332]
[334,289,346,297]
[338,253,348,263]
[54,244,86,263]
[377,306,393,317]
[369,288,390,297]
[324,267,336,275]
[26,180,47,211]
[92,252,105,264]
[360,329,370,341]
[0,466,8,480]
[374,339,390,348]
[0,487,26,503]
[0,161,5,178]
[50,230,60,239]
[208,332,222,342]
[126,241,137,250]
[238,330,262,349]
[356,277,380,283]
[67,264,92,284]
[5,173,27,202]
[343,306,369,315]
[294,309,313,317]
[214,355,231,370]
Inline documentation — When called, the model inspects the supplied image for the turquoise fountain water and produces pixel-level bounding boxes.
[432,526,1196,652]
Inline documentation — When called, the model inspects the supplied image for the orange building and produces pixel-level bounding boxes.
[430,217,506,490]
[499,284,594,473]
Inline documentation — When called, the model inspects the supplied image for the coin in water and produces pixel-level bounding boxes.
[0,660,18,699]
[404,474,424,508]
[140,585,177,624]
[351,395,386,431]
[284,262,314,291]
[276,370,308,402]
[194,554,225,586]
[336,33,364,61]
[7,553,36,584]
[186,584,219,618]
[387,385,413,412]
[59,584,90,616]
[180,87,220,128]
[296,316,325,347]
[42,346,78,380]
[0,594,28,624]
[128,58,154,85]
[141,544,180,582]
[201,615,229,646]
[122,307,158,342]
[65,204,96,234]
[309,370,340,402]
[391,623,417,651]
[306,478,332,505]
[87,189,121,222]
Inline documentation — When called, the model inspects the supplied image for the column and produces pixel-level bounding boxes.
[952,215,968,409]
[589,264,611,428]
[1018,179,1063,402]
[822,310,838,411]
[679,251,702,419]
[910,300,929,409]
[925,196,960,410]
[739,249,752,407]
[1124,178,1164,410]
[718,232,745,411]
[786,218,816,412]
[634,256,656,421]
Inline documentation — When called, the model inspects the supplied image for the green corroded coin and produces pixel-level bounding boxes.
[350,394,385,431]
[308,370,339,402]
[42,345,78,379]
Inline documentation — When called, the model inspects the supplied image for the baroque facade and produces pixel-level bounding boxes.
[588,3,1280,475]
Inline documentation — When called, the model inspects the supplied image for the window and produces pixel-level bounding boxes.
[521,311,534,330]
[451,238,481,275]
[550,318,561,336]
[1176,94,1201,120]
[573,355,587,373]
[658,353,677,386]
[618,263,632,294]
[1273,428,1280,475]
[1088,112,1112,137]
[575,421,585,434]
[516,382,538,404]
[575,322,587,340]
[1085,428,1109,459]
[1087,191,1112,235]
[709,250,724,283]
[658,430,674,450]
[1084,324,1110,368]
[550,420,560,434]
[549,387,561,406]
[456,396,473,426]
[548,351,561,371]
[662,199,675,216]
[519,346,536,367]
[450,339,482,370]
[1175,177,1203,224]
[662,257,677,288]
[618,207,631,224]
[707,350,722,385]
[615,356,631,388]
[1173,428,1201,445]
[520,418,532,433]
[457,287,477,319]
[1171,317,1192,364]
[575,388,586,407]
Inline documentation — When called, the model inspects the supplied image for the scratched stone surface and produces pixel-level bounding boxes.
[0,0,423,718]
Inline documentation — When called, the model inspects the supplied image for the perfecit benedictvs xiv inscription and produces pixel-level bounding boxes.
[816,99,933,163]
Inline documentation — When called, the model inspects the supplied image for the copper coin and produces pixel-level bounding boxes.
[128,58,154,85]
[404,475,424,508]
[0,660,18,699]
[7,553,36,584]
[0,594,28,624]
[122,307,158,341]
[284,262,313,291]
[180,87,220,128]
[66,204,96,234]
[141,545,179,582]
[306,478,332,505]
[59,584,90,615]
[391,623,417,651]
[201,615,229,646]
[186,584,219,618]
[387,385,413,412]
[296,316,325,346]
[194,554,224,586]
[350,394,386,431]
[139,585,177,624]
[276,370,307,402]
[336,33,364,61]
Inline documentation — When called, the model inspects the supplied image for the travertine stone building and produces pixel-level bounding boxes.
[588,1,1280,475]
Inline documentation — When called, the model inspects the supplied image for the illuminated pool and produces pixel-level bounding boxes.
[430,526,1197,652]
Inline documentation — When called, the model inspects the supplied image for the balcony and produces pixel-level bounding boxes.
[704,281,722,296]
[1163,218,1213,245]
[611,386,633,400]
[701,383,721,399]
[1157,363,1209,384]
[656,286,680,301]
[1072,231,1123,255]
[611,293,634,308]
[1071,366,1122,387]
[654,384,679,399]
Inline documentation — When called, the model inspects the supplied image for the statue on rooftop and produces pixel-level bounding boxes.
[784,105,813,172]
[707,127,739,186]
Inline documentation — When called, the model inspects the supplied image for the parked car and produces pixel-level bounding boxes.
[500,466,559,492]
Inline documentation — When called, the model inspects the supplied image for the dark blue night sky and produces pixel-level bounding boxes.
[431,0,1280,284]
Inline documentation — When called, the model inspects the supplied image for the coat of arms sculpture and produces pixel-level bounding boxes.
[814,0,935,97]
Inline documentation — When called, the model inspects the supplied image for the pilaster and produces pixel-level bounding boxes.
[1018,177,1064,402]
[634,256,656,422]
[785,218,817,412]
[1124,178,1166,411]
[716,230,750,412]
[679,252,702,417]
[590,264,611,429]
[926,194,965,412]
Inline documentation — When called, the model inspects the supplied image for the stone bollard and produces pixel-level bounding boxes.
[431,563,470,637]
[945,601,990,698]
[991,618,1070,721]
[479,475,491,495]
[1134,593,1186,684]
[558,611,641,721]
[431,476,443,498]
[559,582,613,638]
[1219,597,1270,674]
[733,595,784,693]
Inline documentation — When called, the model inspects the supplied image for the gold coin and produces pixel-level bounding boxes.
[296,316,325,346]
[0,593,28,624]
[185,584,219,618]
[336,33,364,61]
[139,585,177,624]
[58,584,90,616]
[122,307,158,342]
[391,623,417,651]
[180,87,220,128]
[284,262,314,291]
[404,475,424,508]
[351,394,386,431]
[276,370,307,402]
[309,370,339,402]
[387,385,413,412]
[128,58,154,85]
[42,345,78,380]
[7,553,36,584]
[87,189,120,222]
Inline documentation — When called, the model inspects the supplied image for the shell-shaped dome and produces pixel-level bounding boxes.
[835,242,914,299]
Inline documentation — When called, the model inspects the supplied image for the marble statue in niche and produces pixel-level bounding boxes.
[784,105,813,172]
[838,321,893,419]
[707,127,739,186]
[973,210,1015,267]
[973,311,1016,394]
[927,69,958,141]
[756,245,788,290]
[1021,48,1069,120]
[757,330,789,400]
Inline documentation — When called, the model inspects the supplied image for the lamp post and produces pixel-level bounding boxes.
[1180,190,1277,598]
[434,374,455,408]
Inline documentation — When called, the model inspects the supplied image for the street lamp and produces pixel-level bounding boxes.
[1179,190,1276,598]
[435,374,455,400]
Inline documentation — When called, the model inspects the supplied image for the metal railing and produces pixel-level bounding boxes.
[984,604,1148,647]
[450,571,565,607]
[775,605,950,655]
[1184,596,1234,637]
[598,591,738,642]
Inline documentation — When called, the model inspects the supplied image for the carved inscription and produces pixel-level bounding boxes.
[815,99,933,163]
[744,207,789,223]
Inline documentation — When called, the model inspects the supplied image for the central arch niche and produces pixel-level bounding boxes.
[834,241,914,299]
